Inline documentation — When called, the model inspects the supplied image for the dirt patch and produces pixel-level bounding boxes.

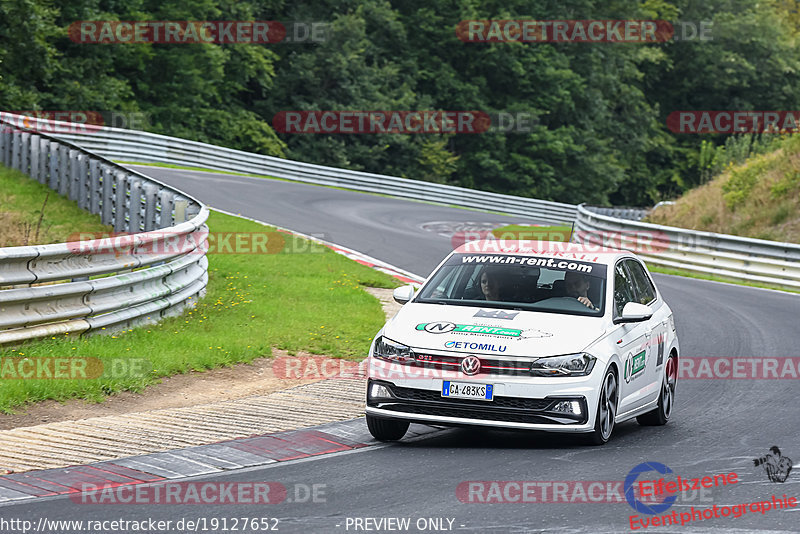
[0,351,322,431]
[364,286,403,319]
[0,287,400,431]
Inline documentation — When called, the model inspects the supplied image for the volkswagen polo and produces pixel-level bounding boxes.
[365,240,679,445]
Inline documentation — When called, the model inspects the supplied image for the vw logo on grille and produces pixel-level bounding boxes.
[461,356,481,376]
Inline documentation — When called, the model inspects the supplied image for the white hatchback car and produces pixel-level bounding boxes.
[365,240,679,445]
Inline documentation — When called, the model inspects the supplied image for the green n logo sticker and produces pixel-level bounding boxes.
[632,350,646,374]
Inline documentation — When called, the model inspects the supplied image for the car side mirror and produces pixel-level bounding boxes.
[615,302,653,324]
[392,285,416,305]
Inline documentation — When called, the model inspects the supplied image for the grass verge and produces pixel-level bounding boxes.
[646,135,800,243]
[0,164,111,246]
[646,264,800,294]
[0,210,400,413]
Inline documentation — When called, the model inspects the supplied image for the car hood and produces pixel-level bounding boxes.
[382,302,607,358]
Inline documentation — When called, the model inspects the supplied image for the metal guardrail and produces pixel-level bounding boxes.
[0,115,209,345]
[575,205,800,290]
[586,206,649,221]
[40,119,578,225]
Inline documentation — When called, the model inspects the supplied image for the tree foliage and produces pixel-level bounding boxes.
[1,0,798,205]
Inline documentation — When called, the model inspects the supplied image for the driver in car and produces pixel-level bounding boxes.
[564,271,597,309]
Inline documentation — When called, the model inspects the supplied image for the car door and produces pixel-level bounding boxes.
[623,259,668,405]
[613,260,653,415]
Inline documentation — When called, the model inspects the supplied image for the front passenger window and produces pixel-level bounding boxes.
[624,260,657,304]
[614,263,636,317]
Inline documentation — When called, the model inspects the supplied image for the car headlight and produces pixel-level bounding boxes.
[530,353,596,377]
[373,336,415,363]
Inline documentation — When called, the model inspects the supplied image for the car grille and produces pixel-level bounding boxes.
[390,384,552,410]
[409,353,534,377]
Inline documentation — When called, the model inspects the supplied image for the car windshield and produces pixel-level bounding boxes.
[417,253,607,316]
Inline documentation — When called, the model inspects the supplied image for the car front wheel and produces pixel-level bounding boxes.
[586,367,618,446]
[366,414,409,441]
[637,353,677,426]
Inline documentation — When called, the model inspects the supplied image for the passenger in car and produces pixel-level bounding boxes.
[479,266,503,301]
[564,271,597,309]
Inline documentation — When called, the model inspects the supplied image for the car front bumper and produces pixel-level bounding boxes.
[365,358,603,433]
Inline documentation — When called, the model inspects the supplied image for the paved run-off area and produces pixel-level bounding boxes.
[0,288,402,473]
[0,379,366,473]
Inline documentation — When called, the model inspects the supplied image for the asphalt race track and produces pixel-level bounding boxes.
[6,166,800,533]
[129,166,527,277]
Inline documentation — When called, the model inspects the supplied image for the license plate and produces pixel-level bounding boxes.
[441,381,494,401]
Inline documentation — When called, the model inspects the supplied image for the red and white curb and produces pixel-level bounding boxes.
[0,420,441,504]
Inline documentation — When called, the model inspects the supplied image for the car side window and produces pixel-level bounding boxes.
[614,262,637,317]
[429,266,460,298]
[624,260,657,304]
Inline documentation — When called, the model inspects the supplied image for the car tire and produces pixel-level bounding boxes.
[585,366,618,446]
[637,353,677,426]
[366,414,410,441]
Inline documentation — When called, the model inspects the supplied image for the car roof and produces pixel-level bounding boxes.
[452,239,634,265]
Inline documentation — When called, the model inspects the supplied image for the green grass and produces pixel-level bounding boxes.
[0,210,400,412]
[0,164,112,246]
[647,135,800,243]
[646,264,800,294]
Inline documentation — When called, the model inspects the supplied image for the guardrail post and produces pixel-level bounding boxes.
[114,170,128,232]
[174,199,188,224]
[77,153,90,210]
[143,183,158,231]
[0,127,5,165]
[11,131,20,170]
[128,177,143,232]
[48,141,60,190]
[68,150,80,202]
[58,145,70,196]
[19,132,29,175]
[38,137,48,184]
[185,202,200,222]
[89,159,101,214]
[159,190,175,229]
[29,134,40,181]
[0,128,9,166]
[100,164,114,225]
